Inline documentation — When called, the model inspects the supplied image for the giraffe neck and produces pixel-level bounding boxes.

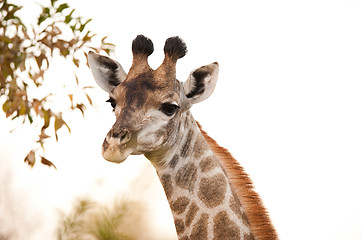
[148,111,255,240]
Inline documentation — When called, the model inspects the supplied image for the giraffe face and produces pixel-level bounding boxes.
[88,35,218,164]
[103,74,186,163]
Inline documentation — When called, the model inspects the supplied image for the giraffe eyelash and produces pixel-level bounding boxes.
[106,97,116,109]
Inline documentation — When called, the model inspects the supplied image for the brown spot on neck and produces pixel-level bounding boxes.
[185,202,199,227]
[198,174,227,208]
[175,218,185,235]
[180,130,194,158]
[213,211,241,240]
[199,156,219,172]
[169,154,179,169]
[160,174,173,199]
[190,213,209,240]
[171,197,190,215]
[193,133,208,159]
[175,163,197,192]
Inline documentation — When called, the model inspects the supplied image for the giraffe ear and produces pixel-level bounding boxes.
[88,51,127,93]
[183,62,219,104]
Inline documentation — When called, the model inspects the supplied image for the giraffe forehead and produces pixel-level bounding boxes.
[112,74,181,107]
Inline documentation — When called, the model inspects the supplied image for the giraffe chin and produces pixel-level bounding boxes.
[102,148,132,163]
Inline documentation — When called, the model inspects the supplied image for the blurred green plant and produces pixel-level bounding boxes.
[0,0,115,168]
[57,198,135,240]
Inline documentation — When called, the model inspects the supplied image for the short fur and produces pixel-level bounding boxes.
[197,122,278,240]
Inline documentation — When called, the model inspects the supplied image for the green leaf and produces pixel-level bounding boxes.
[56,3,69,13]
[2,100,11,113]
[54,115,64,141]
[54,115,71,141]
[70,24,76,32]
[0,36,13,44]
[41,108,51,131]
[51,0,58,7]
[64,9,75,24]
[79,19,92,32]
[38,15,47,25]
[60,48,70,57]
[27,113,33,124]
[19,100,27,115]
[38,7,50,25]
[4,99,19,118]
[72,57,80,68]
[82,31,92,42]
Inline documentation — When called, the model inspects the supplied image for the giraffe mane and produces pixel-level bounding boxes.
[197,122,278,240]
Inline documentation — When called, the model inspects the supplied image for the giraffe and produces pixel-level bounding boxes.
[88,35,278,240]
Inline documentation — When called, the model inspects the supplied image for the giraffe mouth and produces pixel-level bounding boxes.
[102,137,135,163]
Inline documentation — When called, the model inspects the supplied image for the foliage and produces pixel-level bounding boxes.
[0,0,115,167]
[57,198,135,240]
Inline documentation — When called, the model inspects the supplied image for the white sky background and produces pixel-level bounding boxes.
[1,0,361,239]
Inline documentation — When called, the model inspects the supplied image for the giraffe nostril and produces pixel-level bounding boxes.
[119,129,131,144]
[106,129,131,144]
[120,130,127,141]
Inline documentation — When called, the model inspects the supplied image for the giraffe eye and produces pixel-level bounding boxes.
[160,103,180,116]
[106,97,116,109]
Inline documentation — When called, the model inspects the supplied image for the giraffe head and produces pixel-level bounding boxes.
[88,35,219,166]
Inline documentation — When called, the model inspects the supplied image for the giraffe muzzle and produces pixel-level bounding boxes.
[102,128,133,163]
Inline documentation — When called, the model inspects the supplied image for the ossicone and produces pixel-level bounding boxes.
[154,36,187,82]
[164,36,187,61]
[132,35,154,56]
[128,35,154,78]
